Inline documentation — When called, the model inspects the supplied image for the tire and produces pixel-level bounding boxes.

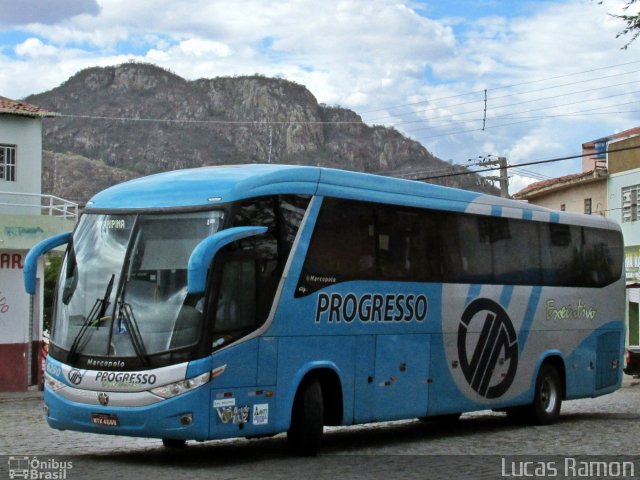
[530,364,562,425]
[287,378,324,456]
[507,364,562,425]
[162,438,186,448]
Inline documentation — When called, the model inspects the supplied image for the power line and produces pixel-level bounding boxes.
[402,90,640,139]
[365,68,640,124]
[398,84,640,133]
[359,60,640,115]
[417,144,640,181]
[54,113,365,125]
[53,87,640,134]
[509,167,551,181]
[50,63,640,132]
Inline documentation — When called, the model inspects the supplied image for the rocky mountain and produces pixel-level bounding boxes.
[27,62,497,203]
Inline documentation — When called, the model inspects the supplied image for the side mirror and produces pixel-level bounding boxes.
[24,231,73,295]
[187,226,268,294]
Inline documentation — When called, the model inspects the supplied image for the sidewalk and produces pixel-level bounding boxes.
[0,390,43,403]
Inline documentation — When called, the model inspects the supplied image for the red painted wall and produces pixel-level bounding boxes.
[0,341,43,392]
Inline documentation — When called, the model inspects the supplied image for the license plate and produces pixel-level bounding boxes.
[91,413,119,427]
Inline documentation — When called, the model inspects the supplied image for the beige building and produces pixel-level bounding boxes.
[513,169,607,215]
[515,127,640,215]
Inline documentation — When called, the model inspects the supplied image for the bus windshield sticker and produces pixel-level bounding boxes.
[216,406,250,425]
[252,404,269,425]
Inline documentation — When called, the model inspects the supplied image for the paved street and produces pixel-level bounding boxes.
[1,377,640,479]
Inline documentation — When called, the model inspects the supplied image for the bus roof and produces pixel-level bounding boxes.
[86,164,617,230]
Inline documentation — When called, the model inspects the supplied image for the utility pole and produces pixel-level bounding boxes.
[268,125,272,164]
[471,155,510,198]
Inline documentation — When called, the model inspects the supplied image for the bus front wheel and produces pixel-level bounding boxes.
[287,378,324,455]
[162,438,186,448]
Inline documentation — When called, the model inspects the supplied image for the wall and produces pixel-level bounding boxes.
[0,251,43,391]
[520,178,606,215]
[0,115,42,214]
[607,164,640,345]
[609,136,640,175]
[0,113,69,391]
[608,169,640,247]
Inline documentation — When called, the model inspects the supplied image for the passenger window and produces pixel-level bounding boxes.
[491,218,541,285]
[298,199,443,295]
[377,207,430,281]
[582,227,623,287]
[541,224,583,286]
[298,198,376,294]
[210,196,311,349]
[296,197,622,294]
[214,258,257,333]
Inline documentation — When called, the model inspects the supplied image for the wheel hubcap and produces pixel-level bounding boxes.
[541,378,558,413]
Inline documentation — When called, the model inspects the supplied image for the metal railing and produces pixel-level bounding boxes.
[0,190,78,220]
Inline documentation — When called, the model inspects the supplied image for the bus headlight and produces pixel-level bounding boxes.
[44,373,66,392]
[150,372,211,399]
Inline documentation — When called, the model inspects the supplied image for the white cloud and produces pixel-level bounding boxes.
[0,0,637,192]
[14,38,59,58]
[169,38,232,58]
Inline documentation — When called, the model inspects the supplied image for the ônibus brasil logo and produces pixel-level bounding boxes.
[457,298,518,399]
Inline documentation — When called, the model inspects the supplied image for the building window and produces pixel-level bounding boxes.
[584,198,592,215]
[0,144,16,182]
[560,204,566,211]
[622,185,640,222]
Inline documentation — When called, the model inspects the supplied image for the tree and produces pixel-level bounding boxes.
[43,255,63,333]
[605,0,640,49]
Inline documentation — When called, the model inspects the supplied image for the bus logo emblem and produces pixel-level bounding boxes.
[67,369,84,386]
[98,392,109,406]
[457,298,518,399]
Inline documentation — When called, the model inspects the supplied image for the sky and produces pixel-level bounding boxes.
[0,0,639,194]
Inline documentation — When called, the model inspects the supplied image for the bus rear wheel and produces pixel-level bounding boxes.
[287,378,324,456]
[530,364,562,425]
[507,364,562,425]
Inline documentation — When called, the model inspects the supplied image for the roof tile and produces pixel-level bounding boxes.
[0,96,55,118]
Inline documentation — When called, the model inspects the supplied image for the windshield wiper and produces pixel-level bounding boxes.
[67,274,115,363]
[115,300,150,367]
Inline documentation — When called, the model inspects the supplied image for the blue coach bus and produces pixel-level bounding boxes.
[25,164,625,454]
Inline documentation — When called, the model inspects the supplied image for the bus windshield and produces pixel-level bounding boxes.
[51,210,224,360]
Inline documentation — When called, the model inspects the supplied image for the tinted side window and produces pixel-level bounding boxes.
[377,206,432,281]
[441,216,540,285]
[298,199,445,295]
[541,224,583,286]
[210,195,311,349]
[298,199,376,295]
[581,227,623,287]
[491,218,541,285]
[296,197,622,294]
[278,195,311,255]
